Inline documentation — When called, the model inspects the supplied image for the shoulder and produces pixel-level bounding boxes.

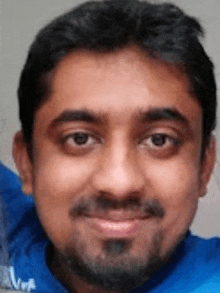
[0,161,34,212]
[0,162,35,242]
[187,233,220,259]
[0,162,21,191]
[157,233,220,292]
[182,232,220,284]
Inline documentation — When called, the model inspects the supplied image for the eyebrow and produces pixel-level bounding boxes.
[49,107,191,130]
[49,109,104,129]
[139,107,190,127]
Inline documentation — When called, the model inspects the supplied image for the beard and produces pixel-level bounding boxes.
[50,230,172,293]
[48,195,176,292]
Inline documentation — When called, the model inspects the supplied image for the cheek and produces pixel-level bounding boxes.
[146,159,200,254]
[31,153,95,247]
[32,143,96,198]
[151,161,200,199]
[145,158,201,220]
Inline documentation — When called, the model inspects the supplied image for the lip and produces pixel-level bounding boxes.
[86,217,143,238]
[82,210,148,222]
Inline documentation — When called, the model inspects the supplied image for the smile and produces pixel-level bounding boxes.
[86,217,143,238]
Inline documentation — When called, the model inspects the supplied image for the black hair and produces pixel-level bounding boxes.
[18,0,217,159]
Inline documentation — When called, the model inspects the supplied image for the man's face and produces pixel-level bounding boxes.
[15,46,215,292]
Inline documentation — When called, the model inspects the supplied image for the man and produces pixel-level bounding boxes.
[0,0,219,292]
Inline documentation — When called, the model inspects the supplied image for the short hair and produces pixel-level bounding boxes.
[18,0,217,159]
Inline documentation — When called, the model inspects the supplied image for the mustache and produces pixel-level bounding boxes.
[69,194,165,219]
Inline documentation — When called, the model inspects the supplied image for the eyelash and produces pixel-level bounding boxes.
[63,132,99,148]
[140,133,182,149]
[62,131,182,151]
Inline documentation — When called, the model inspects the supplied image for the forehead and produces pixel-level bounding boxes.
[35,45,202,129]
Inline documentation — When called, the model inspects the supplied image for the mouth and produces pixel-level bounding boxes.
[85,212,147,238]
[90,218,142,237]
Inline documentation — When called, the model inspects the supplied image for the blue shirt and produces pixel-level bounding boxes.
[0,162,220,292]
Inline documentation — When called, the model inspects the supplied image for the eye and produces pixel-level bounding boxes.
[69,133,89,145]
[141,133,181,149]
[63,132,99,148]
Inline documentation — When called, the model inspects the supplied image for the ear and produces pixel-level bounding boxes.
[12,131,34,195]
[199,135,216,197]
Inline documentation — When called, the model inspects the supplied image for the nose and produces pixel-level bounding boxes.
[91,141,146,199]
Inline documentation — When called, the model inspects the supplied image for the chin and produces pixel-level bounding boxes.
[59,233,174,292]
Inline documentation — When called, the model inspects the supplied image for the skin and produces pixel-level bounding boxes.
[13,45,216,293]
